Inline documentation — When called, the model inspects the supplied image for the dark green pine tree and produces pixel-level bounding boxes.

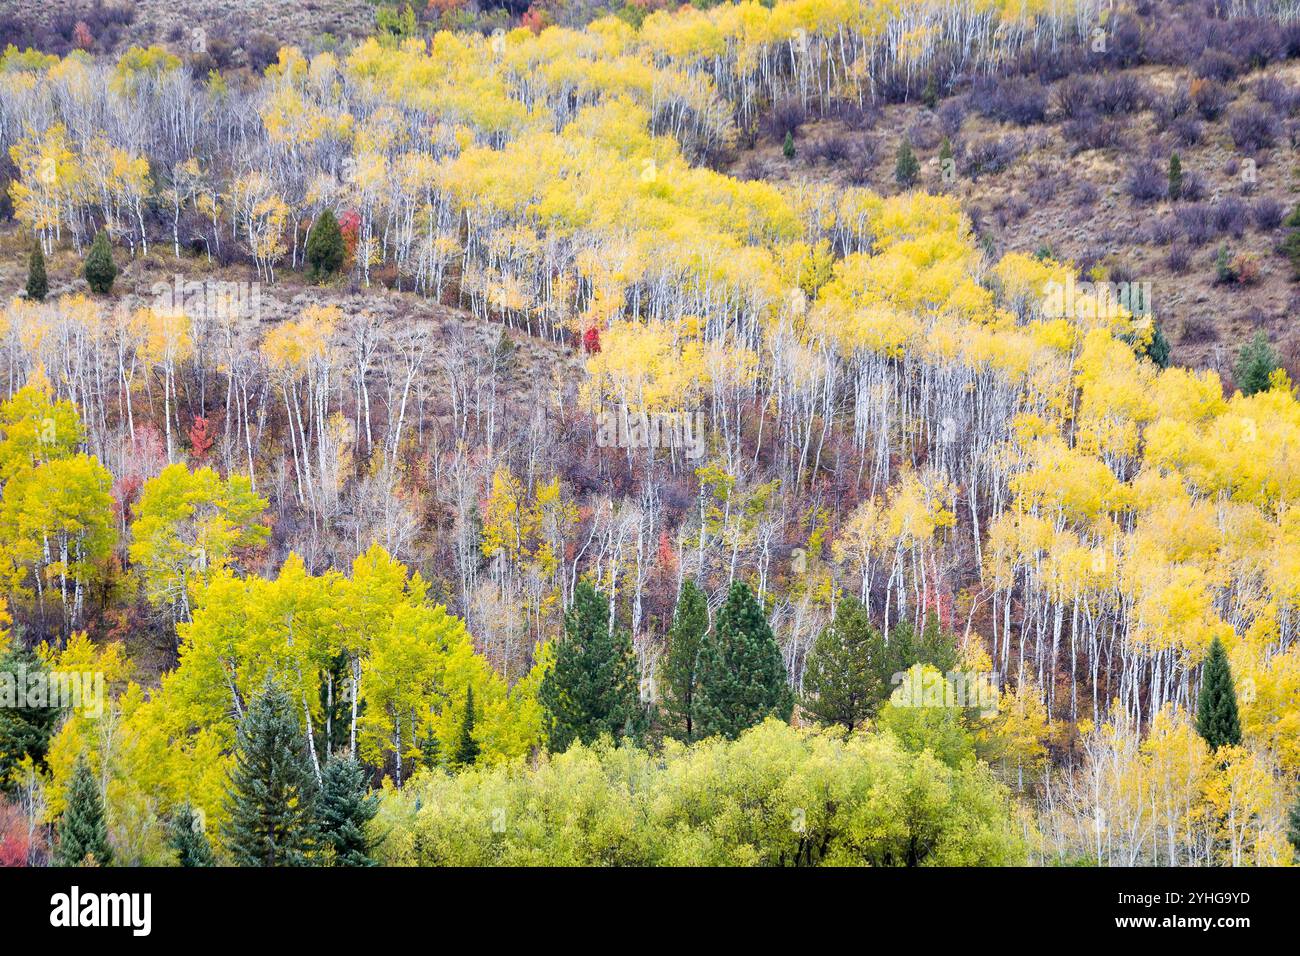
[452,687,481,769]
[317,650,351,757]
[1196,637,1242,751]
[1234,332,1279,397]
[54,755,112,866]
[801,595,887,731]
[167,803,216,866]
[26,242,47,302]
[894,139,919,187]
[82,230,116,295]
[1141,320,1171,369]
[885,618,918,677]
[223,682,318,866]
[1288,796,1300,854]
[539,579,643,751]
[695,580,794,739]
[660,579,709,741]
[316,756,378,867]
[305,208,346,282]
[0,642,62,783]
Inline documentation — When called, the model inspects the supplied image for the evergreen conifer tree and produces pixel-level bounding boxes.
[1234,332,1279,396]
[223,682,318,866]
[1288,796,1300,853]
[25,243,47,302]
[83,230,116,295]
[1196,637,1242,751]
[661,579,709,741]
[539,580,643,750]
[895,140,919,187]
[801,595,887,730]
[1168,153,1183,200]
[167,803,216,866]
[695,580,794,739]
[316,755,378,866]
[306,208,346,281]
[0,643,62,782]
[452,687,481,769]
[54,755,112,866]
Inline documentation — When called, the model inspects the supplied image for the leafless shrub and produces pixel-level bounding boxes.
[1228,104,1278,152]
[1253,197,1285,231]
[1125,163,1166,204]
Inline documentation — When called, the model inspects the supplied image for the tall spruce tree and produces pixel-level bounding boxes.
[316,756,378,866]
[54,756,112,866]
[452,687,481,769]
[83,230,116,295]
[539,580,643,751]
[885,619,918,677]
[801,595,887,731]
[223,682,318,866]
[895,139,919,187]
[25,243,47,302]
[167,803,216,866]
[661,579,709,741]
[1234,332,1279,397]
[1289,796,1300,854]
[1196,637,1242,751]
[306,208,346,281]
[0,643,62,784]
[695,580,794,739]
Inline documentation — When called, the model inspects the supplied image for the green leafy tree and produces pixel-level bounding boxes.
[167,803,216,866]
[782,130,795,160]
[452,687,481,769]
[801,595,887,731]
[876,668,977,769]
[660,579,708,741]
[25,243,47,302]
[895,139,919,187]
[82,230,116,295]
[539,580,643,751]
[1196,637,1242,751]
[316,756,378,866]
[696,581,793,739]
[1234,332,1279,396]
[305,208,345,282]
[223,681,318,866]
[128,462,269,625]
[54,755,112,866]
